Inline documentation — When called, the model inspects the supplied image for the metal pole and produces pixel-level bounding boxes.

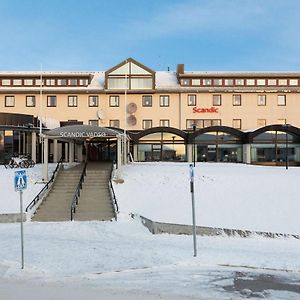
[190,164,197,257]
[193,125,196,167]
[123,60,128,165]
[20,190,24,269]
[286,129,288,170]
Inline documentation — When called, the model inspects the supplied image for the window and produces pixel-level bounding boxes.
[267,79,276,86]
[13,79,22,86]
[278,79,287,86]
[224,79,234,86]
[235,79,244,85]
[277,95,286,106]
[186,119,201,129]
[142,95,152,107]
[160,95,169,107]
[213,79,222,86]
[46,79,55,86]
[213,94,221,106]
[35,79,43,86]
[143,119,152,129]
[181,79,190,86]
[203,120,212,127]
[109,120,120,128]
[212,119,221,126]
[88,120,98,126]
[5,96,15,107]
[246,79,255,86]
[26,96,35,107]
[2,79,11,86]
[257,119,266,127]
[257,79,266,86]
[187,94,196,106]
[160,119,170,127]
[68,79,78,86]
[289,79,298,86]
[257,95,266,106]
[232,119,241,129]
[89,96,98,107]
[24,79,33,86]
[79,79,88,86]
[191,79,200,86]
[47,96,57,107]
[277,119,286,125]
[57,79,67,86]
[109,95,119,107]
[203,79,212,86]
[68,96,77,107]
[233,94,241,106]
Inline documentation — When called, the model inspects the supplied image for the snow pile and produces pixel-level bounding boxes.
[114,163,300,235]
[0,164,56,214]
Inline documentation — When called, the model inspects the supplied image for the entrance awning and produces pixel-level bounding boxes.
[44,125,120,141]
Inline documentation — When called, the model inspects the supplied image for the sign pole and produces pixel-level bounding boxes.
[20,190,24,269]
[189,164,197,257]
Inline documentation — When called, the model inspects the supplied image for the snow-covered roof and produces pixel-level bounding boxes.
[183,71,300,77]
[155,71,179,89]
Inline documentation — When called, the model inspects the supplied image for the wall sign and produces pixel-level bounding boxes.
[193,107,219,113]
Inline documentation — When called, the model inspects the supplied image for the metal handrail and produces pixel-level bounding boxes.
[109,163,119,220]
[25,157,63,212]
[70,161,87,221]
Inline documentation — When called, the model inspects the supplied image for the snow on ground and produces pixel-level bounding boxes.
[0,219,299,299]
[114,162,300,235]
[0,164,57,214]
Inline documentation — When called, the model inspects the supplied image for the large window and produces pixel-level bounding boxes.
[186,119,221,129]
[142,95,152,107]
[160,95,169,107]
[232,94,241,106]
[277,95,286,106]
[89,96,98,107]
[187,94,196,106]
[26,96,35,107]
[213,95,221,106]
[68,96,77,107]
[5,96,15,107]
[47,96,57,107]
[109,95,119,107]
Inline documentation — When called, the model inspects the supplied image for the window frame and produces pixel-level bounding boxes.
[232,94,241,106]
[187,94,197,106]
[68,95,78,107]
[160,119,170,127]
[232,119,242,129]
[212,94,221,106]
[88,95,99,107]
[47,95,57,107]
[88,119,99,126]
[277,95,286,106]
[142,119,153,129]
[109,95,120,107]
[142,95,152,107]
[257,95,266,106]
[26,95,36,107]
[109,119,120,128]
[160,95,170,107]
[5,96,15,107]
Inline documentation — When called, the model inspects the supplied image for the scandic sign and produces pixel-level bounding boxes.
[193,107,219,113]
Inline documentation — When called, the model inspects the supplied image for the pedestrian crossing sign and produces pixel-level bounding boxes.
[15,170,27,191]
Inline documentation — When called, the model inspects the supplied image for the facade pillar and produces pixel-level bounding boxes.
[117,135,122,169]
[77,144,83,162]
[187,144,193,163]
[43,137,49,181]
[31,132,37,162]
[64,143,69,162]
[243,144,251,164]
[133,144,138,161]
[69,142,74,163]
[53,139,58,163]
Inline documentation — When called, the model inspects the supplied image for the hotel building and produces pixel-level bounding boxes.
[1,57,300,166]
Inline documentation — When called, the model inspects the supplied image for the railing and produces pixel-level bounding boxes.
[25,157,63,212]
[109,163,119,220]
[70,161,87,221]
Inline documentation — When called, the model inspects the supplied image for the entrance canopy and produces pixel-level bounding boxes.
[44,124,120,141]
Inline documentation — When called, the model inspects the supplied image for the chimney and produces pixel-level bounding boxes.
[177,64,184,75]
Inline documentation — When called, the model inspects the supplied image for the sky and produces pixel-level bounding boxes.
[0,0,300,72]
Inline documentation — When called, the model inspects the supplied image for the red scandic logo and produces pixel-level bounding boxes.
[193,107,219,113]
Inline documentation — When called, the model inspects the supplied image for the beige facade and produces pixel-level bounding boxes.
[0,58,300,132]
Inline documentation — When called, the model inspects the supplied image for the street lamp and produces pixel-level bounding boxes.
[283,123,291,170]
[192,124,196,167]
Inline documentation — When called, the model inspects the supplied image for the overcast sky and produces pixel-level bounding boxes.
[1,0,300,71]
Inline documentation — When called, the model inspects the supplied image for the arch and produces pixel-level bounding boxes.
[132,127,187,143]
[189,126,245,143]
[249,124,300,142]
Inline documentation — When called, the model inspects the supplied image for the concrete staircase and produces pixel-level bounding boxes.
[74,162,115,221]
[33,164,84,222]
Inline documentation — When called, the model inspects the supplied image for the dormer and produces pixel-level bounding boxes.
[105,58,155,91]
